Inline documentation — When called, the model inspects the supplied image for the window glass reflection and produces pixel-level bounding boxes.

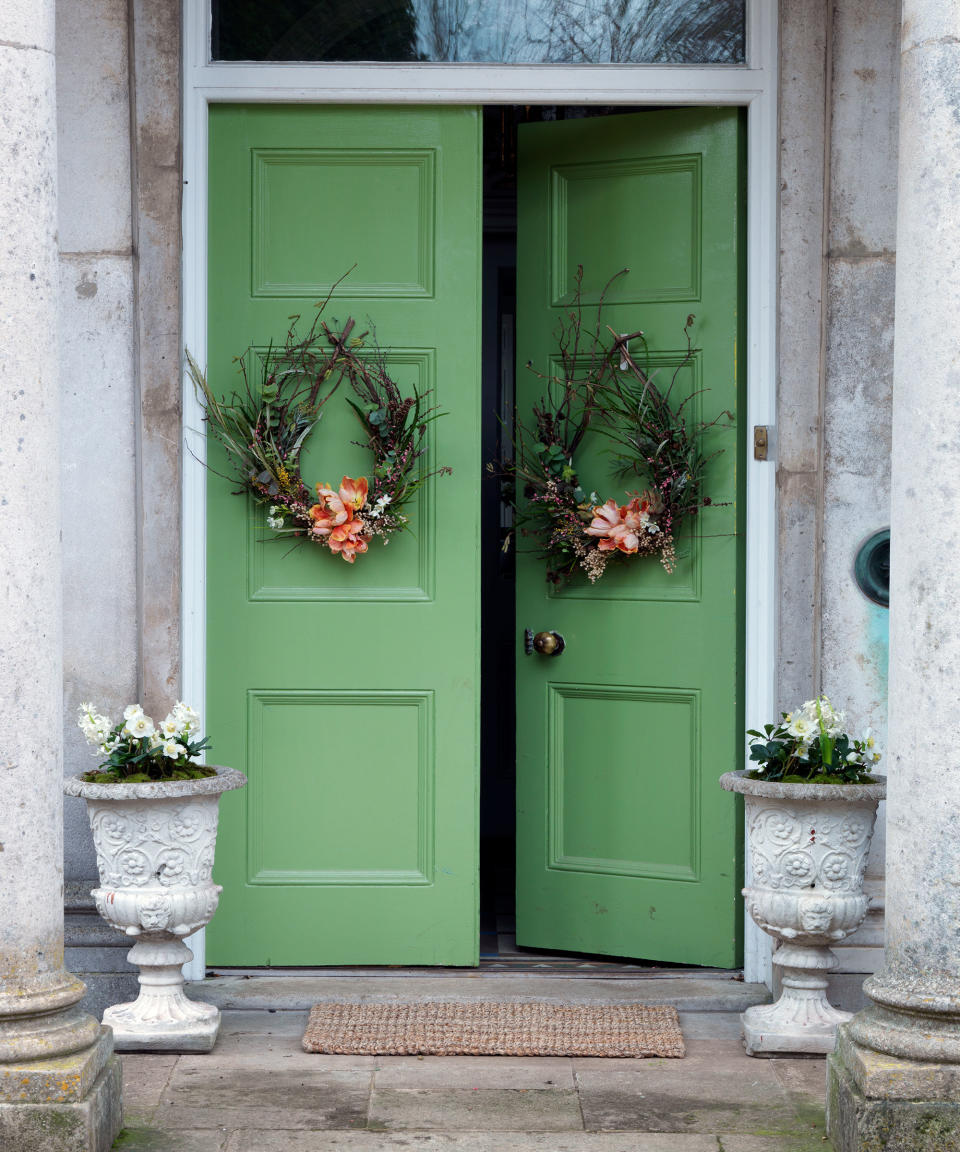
[212,0,746,65]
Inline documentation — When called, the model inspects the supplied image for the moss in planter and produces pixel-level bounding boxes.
[79,765,218,784]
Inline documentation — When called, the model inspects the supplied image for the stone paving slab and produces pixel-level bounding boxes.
[717,1136,829,1152]
[372,1055,575,1089]
[224,1133,721,1151]
[113,1127,228,1151]
[174,1011,373,1072]
[120,1053,178,1119]
[152,1065,371,1131]
[369,1087,584,1131]
[573,1043,807,1134]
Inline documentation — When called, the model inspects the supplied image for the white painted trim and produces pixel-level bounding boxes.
[181,0,778,986]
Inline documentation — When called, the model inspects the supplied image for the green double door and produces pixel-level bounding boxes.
[205,104,743,967]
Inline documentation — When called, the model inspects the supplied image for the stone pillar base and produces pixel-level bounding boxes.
[0,1027,122,1152]
[827,1025,960,1151]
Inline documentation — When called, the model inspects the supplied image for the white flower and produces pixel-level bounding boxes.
[78,704,113,748]
[266,507,285,530]
[159,715,182,738]
[162,741,186,760]
[172,702,200,733]
[846,751,862,764]
[124,715,155,740]
[149,731,164,749]
[368,494,393,520]
[787,714,815,741]
[123,703,145,721]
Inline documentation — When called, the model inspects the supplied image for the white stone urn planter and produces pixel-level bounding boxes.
[64,766,246,1053]
[720,769,886,1056]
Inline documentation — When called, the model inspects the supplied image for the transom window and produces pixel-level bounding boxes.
[211,0,746,65]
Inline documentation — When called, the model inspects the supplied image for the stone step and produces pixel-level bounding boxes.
[193,974,770,1013]
[64,911,129,949]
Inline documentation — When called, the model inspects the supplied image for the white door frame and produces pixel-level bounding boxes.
[180,0,779,985]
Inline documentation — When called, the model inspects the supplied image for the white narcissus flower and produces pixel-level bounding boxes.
[162,741,186,760]
[125,715,155,740]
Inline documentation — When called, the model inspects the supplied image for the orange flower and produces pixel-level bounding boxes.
[309,476,369,537]
[327,517,369,563]
[584,496,654,555]
[338,475,368,511]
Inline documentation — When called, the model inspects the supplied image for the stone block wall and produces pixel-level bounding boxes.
[778,0,900,1000]
[57,0,181,1012]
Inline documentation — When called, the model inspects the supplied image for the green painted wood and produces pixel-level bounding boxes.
[515,108,746,967]
[205,105,482,965]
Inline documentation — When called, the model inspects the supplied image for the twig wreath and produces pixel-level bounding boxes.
[187,288,449,564]
[490,267,731,585]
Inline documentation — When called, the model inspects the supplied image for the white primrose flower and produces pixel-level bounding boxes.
[124,714,155,740]
[162,741,187,760]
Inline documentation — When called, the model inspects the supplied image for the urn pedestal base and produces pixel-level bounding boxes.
[65,766,246,1055]
[719,771,886,1058]
[103,931,220,1053]
[743,944,851,1055]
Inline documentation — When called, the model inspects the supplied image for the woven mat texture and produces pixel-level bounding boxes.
[302,1000,685,1058]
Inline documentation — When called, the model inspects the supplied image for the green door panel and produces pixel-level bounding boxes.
[205,105,482,965]
[515,108,746,967]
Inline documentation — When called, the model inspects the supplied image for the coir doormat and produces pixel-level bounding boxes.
[302,1000,685,1058]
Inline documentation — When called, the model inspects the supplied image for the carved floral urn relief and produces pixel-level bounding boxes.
[64,767,246,1052]
[720,770,886,1055]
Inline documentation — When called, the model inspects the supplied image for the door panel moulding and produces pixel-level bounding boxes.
[181,0,778,986]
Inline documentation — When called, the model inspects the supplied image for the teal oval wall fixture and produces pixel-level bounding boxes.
[854,529,890,608]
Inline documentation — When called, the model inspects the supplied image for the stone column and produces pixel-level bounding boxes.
[827,1,960,1147]
[0,2,121,1148]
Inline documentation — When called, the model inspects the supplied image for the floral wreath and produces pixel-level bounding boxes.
[187,294,449,564]
[491,267,730,585]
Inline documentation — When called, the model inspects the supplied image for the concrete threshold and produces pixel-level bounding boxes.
[191,973,769,1012]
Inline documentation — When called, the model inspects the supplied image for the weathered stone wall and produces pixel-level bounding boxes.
[57,0,182,1014]
[778,0,900,997]
[58,0,139,881]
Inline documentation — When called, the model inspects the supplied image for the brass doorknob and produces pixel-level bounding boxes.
[532,630,565,656]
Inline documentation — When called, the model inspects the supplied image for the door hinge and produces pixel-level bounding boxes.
[753,426,769,462]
